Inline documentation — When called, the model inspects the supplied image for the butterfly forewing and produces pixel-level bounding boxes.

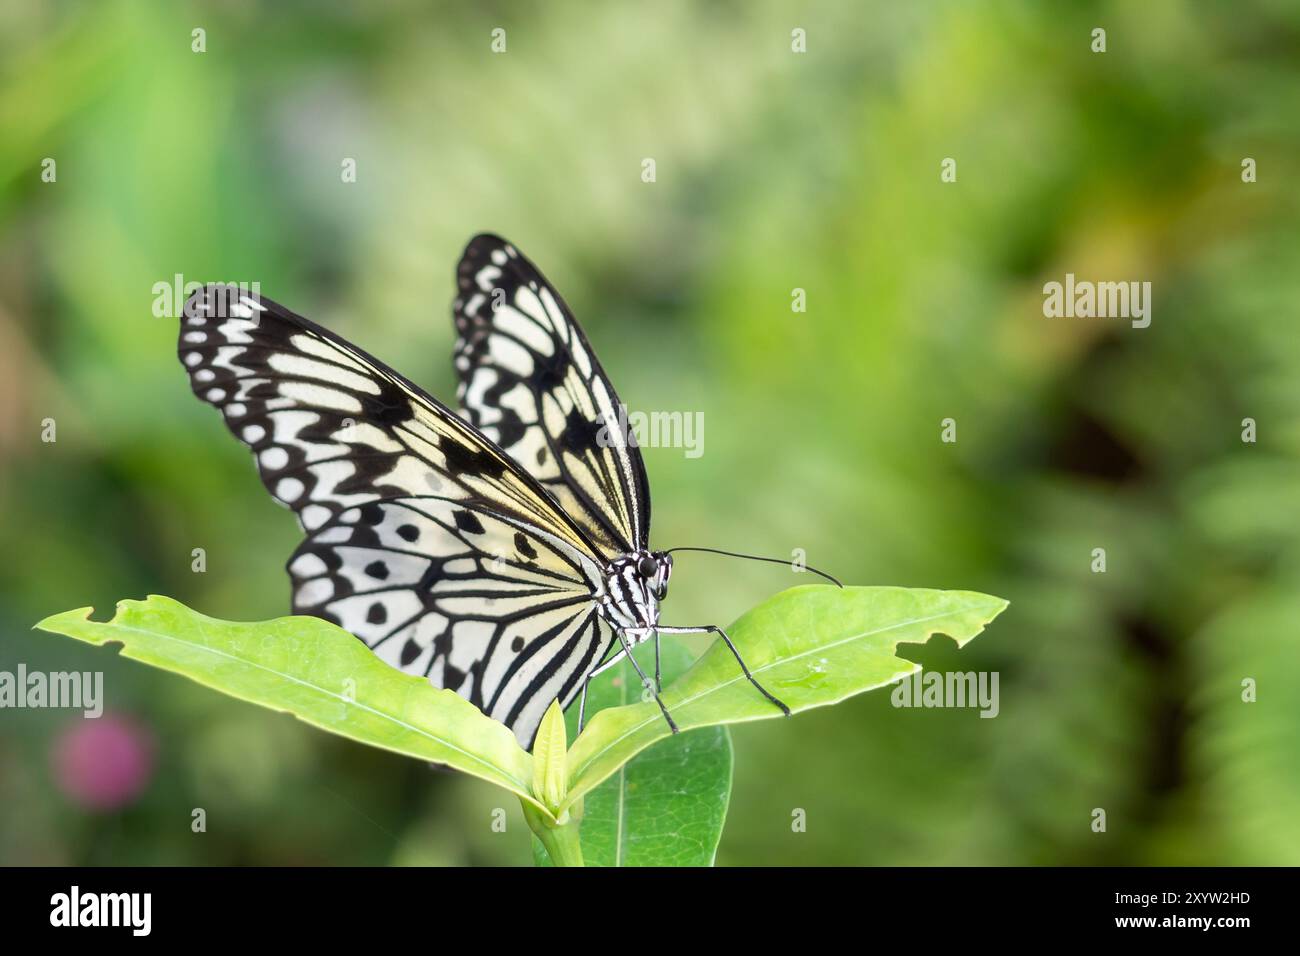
[177,284,614,746]
[453,235,651,557]
[179,287,586,545]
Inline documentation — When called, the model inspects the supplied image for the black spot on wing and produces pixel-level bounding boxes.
[361,379,413,426]
[560,407,604,454]
[444,663,466,689]
[454,510,485,535]
[489,408,528,448]
[514,532,538,560]
[440,437,507,480]
[480,373,530,447]
[530,348,570,394]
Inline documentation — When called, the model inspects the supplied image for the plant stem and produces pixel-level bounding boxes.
[521,798,585,867]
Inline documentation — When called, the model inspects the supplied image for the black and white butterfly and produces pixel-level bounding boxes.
[178,235,809,748]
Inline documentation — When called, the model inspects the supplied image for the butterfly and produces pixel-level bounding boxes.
[178,235,823,748]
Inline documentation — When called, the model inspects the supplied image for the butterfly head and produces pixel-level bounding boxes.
[639,550,672,602]
[604,550,673,630]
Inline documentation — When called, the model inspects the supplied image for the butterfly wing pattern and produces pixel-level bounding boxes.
[453,235,651,556]
[177,283,616,745]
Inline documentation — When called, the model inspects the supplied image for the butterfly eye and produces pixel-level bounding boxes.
[637,555,658,579]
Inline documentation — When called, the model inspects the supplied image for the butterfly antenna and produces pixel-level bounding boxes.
[664,547,844,588]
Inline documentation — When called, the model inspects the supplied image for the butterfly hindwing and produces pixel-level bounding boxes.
[453,235,651,557]
[178,284,614,745]
[290,496,613,739]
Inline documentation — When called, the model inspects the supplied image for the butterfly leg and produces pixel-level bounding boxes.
[653,628,662,693]
[577,646,629,734]
[619,628,679,734]
[657,625,791,717]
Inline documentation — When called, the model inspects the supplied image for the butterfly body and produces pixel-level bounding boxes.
[178,235,786,748]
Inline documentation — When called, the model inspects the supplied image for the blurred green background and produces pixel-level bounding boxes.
[2,0,1298,866]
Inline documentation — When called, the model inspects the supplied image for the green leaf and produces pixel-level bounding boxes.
[533,642,733,867]
[562,585,1008,814]
[34,595,542,812]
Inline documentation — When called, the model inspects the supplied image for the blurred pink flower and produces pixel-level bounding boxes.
[52,713,155,810]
